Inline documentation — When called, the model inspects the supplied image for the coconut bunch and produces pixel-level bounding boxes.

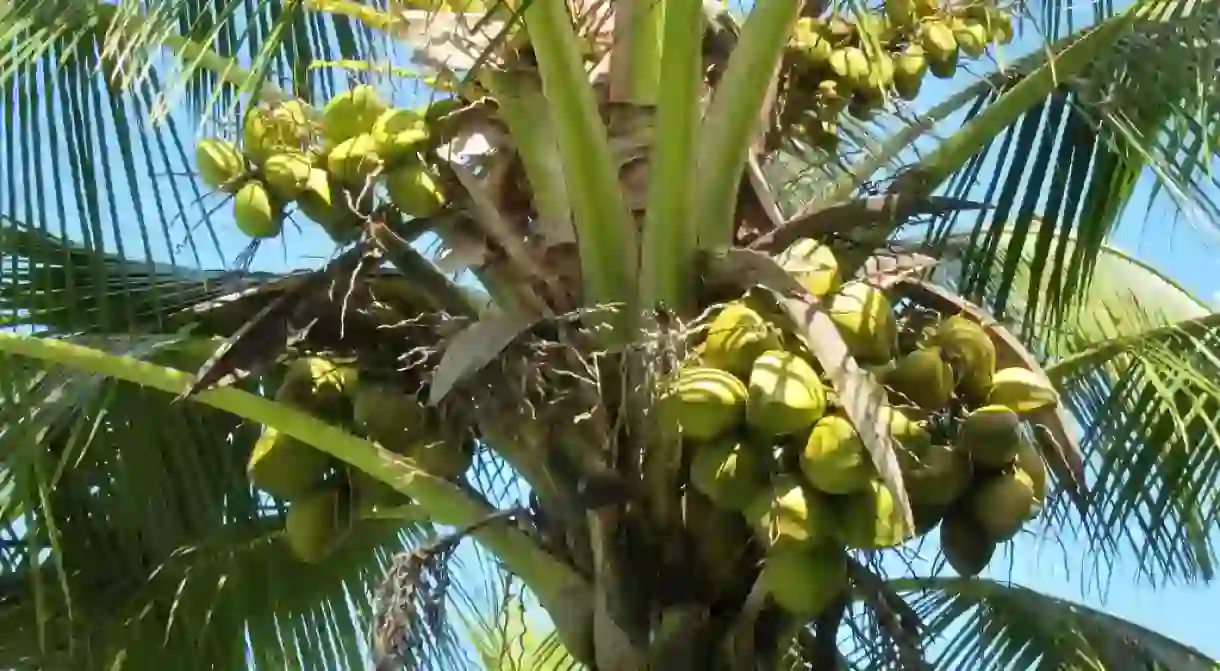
[193,85,459,244]
[248,357,473,564]
[781,0,1014,146]
[663,237,1059,620]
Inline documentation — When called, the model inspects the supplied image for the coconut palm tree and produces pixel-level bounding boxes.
[0,0,1217,669]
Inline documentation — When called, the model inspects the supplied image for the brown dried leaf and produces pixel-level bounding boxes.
[702,247,915,533]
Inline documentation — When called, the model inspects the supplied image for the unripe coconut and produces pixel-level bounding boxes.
[920,21,959,63]
[866,52,896,95]
[837,479,914,550]
[665,367,748,441]
[959,404,1022,468]
[970,467,1036,541]
[243,107,305,165]
[371,108,431,163]
[1014,438,1049,509]
[386,164,447,217]
[802,33,834,66]
[746,350,828,437]
[953,18,990,58]
[903,444,972,506]
[987,367,1060,414]
[348,467,409,513]
[327,133,383,186]
[321,84,389,144]
[761,543,847,617]
[800,415,874,494]
[827,282,897,363]
[690,439,773,511]
[685,491,755,600]
[247,427,332,499]
[885,0,917,27]
[934,315,996,402]
[893,45,928,100]
[409,437,475,481]
[940,510,995,577]
[285,486,353,564]
[263,152,313,200]
[929,54,958,79]
[988,10,1014,44]
[883,347,954,410]
[296,168,365,243]
[776,238,841,298]
[701,301,783,379]
[350,383,435,450]
[268,100,312,143]
[829,47,871,91]
[744,477,836,550]
[195,139,245,191]
[912,503,946,536]
[914,0,941,15]
[233,181,282,239]
[277,357,358,416]
[821,17,856,42]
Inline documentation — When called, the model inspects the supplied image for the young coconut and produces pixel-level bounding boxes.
[700,301,783,379]
[350,383,435,450]
[371,108,431,163]
[761,543,848,618]
[958,404,1023,469]
[247,427,333,500]
[262,151,313,201]
[987,367,1060,414]
[690,439,773,511]
[408,437,476,481]
[746,350,828,437]
[321,84,389,144]
[970,467,1037,541]
[233,181,282,239]
[883,346,954,410]
[774,238,841,298]
[836,480,915,550]
[800,415,875,494]
[826,282,897,363]
[277,357,358,418]
[1014,438,1049,511]
[285,485,354,564]
[934,315,996,402]
[903,443,972,506]
[665,367,749,442]
[296,168,365,243]
[195,139,245,191]
[327,133,384,186]
[940,510,996,577]
[385,164,447,218]
[744,477,836,550]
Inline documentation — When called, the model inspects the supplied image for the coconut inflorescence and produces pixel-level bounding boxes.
[192,86,454,244]
[245,356,474,564]
[781,1,1014,147]
[670,235,1061,618]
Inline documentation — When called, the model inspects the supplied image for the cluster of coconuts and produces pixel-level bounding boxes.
[248,357,474,564]
[193,85,460,244]
[784,0,1014,145]
[664,237,1057,620]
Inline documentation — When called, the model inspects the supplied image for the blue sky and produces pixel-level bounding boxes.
[4,1,1219,665]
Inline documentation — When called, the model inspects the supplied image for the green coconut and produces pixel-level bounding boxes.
[665,367,749,442]
[690,439,773,511]
[195,139,245,191]
[385,164,447,217]
[1014,438,1049,508]
[327,133,383,186]
[775,238,841,298]
[934,315,996,402]
[746,350,828,437]
[247,427,332,500]
[276,357,358,418]
[700,301,783,379]
[371,108,431,163]
[940,510,995,577]
[408,437,475,481]
[837,480,915,550]
[761,543,848,618]
[827,282,897,363]
[296,168,366,243]
[284,486,353,564]
[903,444,972,506]
[350,382,435,450]
[883,347,954,410]
[744,477,836,550]
[987,367,1060,414]
[970,468,1037,541]
[262,152,313,201]
[800,415,874,495]
[321,84,389,144]
[233,181,282,239]
[958,404,1022,469]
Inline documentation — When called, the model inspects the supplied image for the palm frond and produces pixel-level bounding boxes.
[858,576,1219,670]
